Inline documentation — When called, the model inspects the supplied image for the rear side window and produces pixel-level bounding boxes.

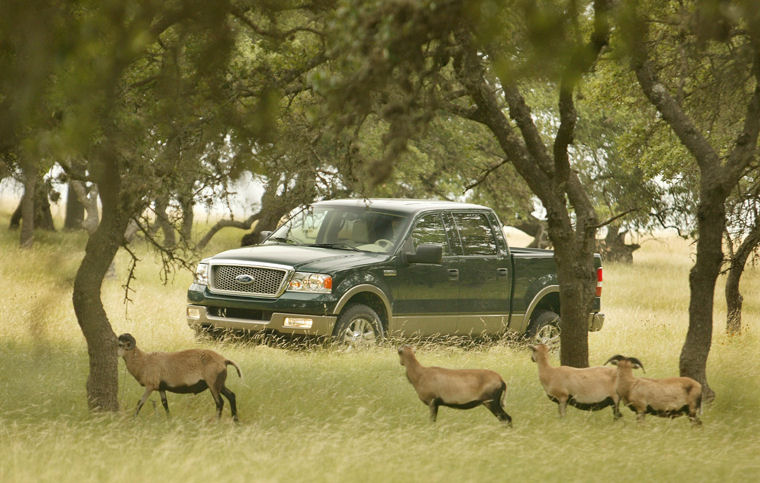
[408,213,451,256]
[452,212,498,256]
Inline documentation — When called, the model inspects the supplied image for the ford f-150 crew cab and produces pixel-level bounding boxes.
[187,198,604,346]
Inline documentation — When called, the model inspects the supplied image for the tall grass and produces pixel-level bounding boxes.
[0,211,758,482]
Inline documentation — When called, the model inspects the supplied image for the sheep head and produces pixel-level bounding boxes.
[117,333,137,357]
[605,355,646,373]
[397,346,414,366]
[528,344,548,362]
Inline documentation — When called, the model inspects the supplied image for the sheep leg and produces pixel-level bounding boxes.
[221,386,239,422]
[135,388,154,417]
[557,398,568,418]
[210,389,224,419]
[159,390,170,416]
[688,409,702,426]
[635,410,646,423]
[484,400,513,427]
[428,399,439,422]
[612,399,622,420]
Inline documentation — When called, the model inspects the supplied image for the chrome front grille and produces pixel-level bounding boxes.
[209,263,290,297]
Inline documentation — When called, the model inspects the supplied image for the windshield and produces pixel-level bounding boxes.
[264,205,409,254]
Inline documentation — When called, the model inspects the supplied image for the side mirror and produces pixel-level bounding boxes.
[405,243,443,264]
[258,231,273,244]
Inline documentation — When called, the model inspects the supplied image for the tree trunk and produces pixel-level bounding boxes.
[64,181,85,230]
[179,196,194,242]
[725,223,760,336]
[154,196,176,247]
[240,175,315,247]
[19,172,36,247]
[599,224,640,263]
[34,180,56,231]
[681,197,723,402]
[72,158,129,411]
[71,180,100,234]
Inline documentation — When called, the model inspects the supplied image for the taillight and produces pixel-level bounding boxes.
[596,267,603,297]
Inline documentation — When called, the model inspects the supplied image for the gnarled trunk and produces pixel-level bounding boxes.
[72,157,129,411]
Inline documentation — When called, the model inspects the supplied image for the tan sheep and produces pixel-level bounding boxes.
[117,333,242,421]
[529,344,621,419]
[605,355,702,425]
[398,346,512,425]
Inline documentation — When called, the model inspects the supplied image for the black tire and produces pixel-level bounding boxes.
[332,304,384,348]
[526,309,561,348]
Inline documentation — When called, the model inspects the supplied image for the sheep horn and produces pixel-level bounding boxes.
[604,354,625,366]
[628,357,646,373]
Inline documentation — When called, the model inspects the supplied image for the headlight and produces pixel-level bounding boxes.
[195,262,209,285]
[287,272,332,293]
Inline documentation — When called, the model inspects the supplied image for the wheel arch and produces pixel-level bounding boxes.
[333,284,392,331]
[525,285,560,326]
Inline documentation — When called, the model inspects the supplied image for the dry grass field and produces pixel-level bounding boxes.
[0,207,758,482]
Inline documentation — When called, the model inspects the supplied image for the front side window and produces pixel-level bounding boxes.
[452,212,497,256]
[407,213,451,255]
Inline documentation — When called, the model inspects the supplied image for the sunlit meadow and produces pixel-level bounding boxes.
[1,206,758,482]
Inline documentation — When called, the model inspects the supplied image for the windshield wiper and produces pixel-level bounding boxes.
[308,243,360,251]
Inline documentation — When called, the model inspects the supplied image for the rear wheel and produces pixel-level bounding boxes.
[526,309,561,349]
[332,304,384,348]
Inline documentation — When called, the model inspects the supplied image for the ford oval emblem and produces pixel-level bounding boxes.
[235,274,256,285]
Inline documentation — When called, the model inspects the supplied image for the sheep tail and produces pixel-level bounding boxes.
[226,359,243,378]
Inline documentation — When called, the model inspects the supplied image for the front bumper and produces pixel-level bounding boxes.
[187,304,338,336]
[588,312,605,332]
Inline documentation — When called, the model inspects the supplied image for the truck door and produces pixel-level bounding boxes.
[391,212,460,336]
[449,211,511,334]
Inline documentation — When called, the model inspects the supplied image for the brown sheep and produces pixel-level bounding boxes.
[398,346,512,425]
[117,333,242,421]
[530,344,621,419]
[605,355,702,425]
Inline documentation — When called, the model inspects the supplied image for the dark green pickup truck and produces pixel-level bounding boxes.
[187,198,604,346]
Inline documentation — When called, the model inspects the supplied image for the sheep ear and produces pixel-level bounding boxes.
[604,355,624,366]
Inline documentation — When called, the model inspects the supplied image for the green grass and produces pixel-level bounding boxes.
[1,211,759,482]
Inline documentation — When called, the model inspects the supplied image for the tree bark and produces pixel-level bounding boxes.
[72,156,129,411]
[682,196,725,402]
[19,171,36,247]
[64,181,85,230]
[153,196,176,247]
[725,223,760,336]
[598,224,640,263]
[197,212,261,250]
[70,180,100,234]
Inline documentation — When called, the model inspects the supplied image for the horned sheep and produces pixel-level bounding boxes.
[605,354,702,425]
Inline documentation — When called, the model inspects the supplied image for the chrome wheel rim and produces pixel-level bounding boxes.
[340,317,378,347]
[534,321,561,349]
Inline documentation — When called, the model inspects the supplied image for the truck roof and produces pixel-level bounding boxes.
[313,198,491,215]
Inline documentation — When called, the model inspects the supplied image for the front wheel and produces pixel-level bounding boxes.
[526,309,561,349]
[332,304,384,348]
